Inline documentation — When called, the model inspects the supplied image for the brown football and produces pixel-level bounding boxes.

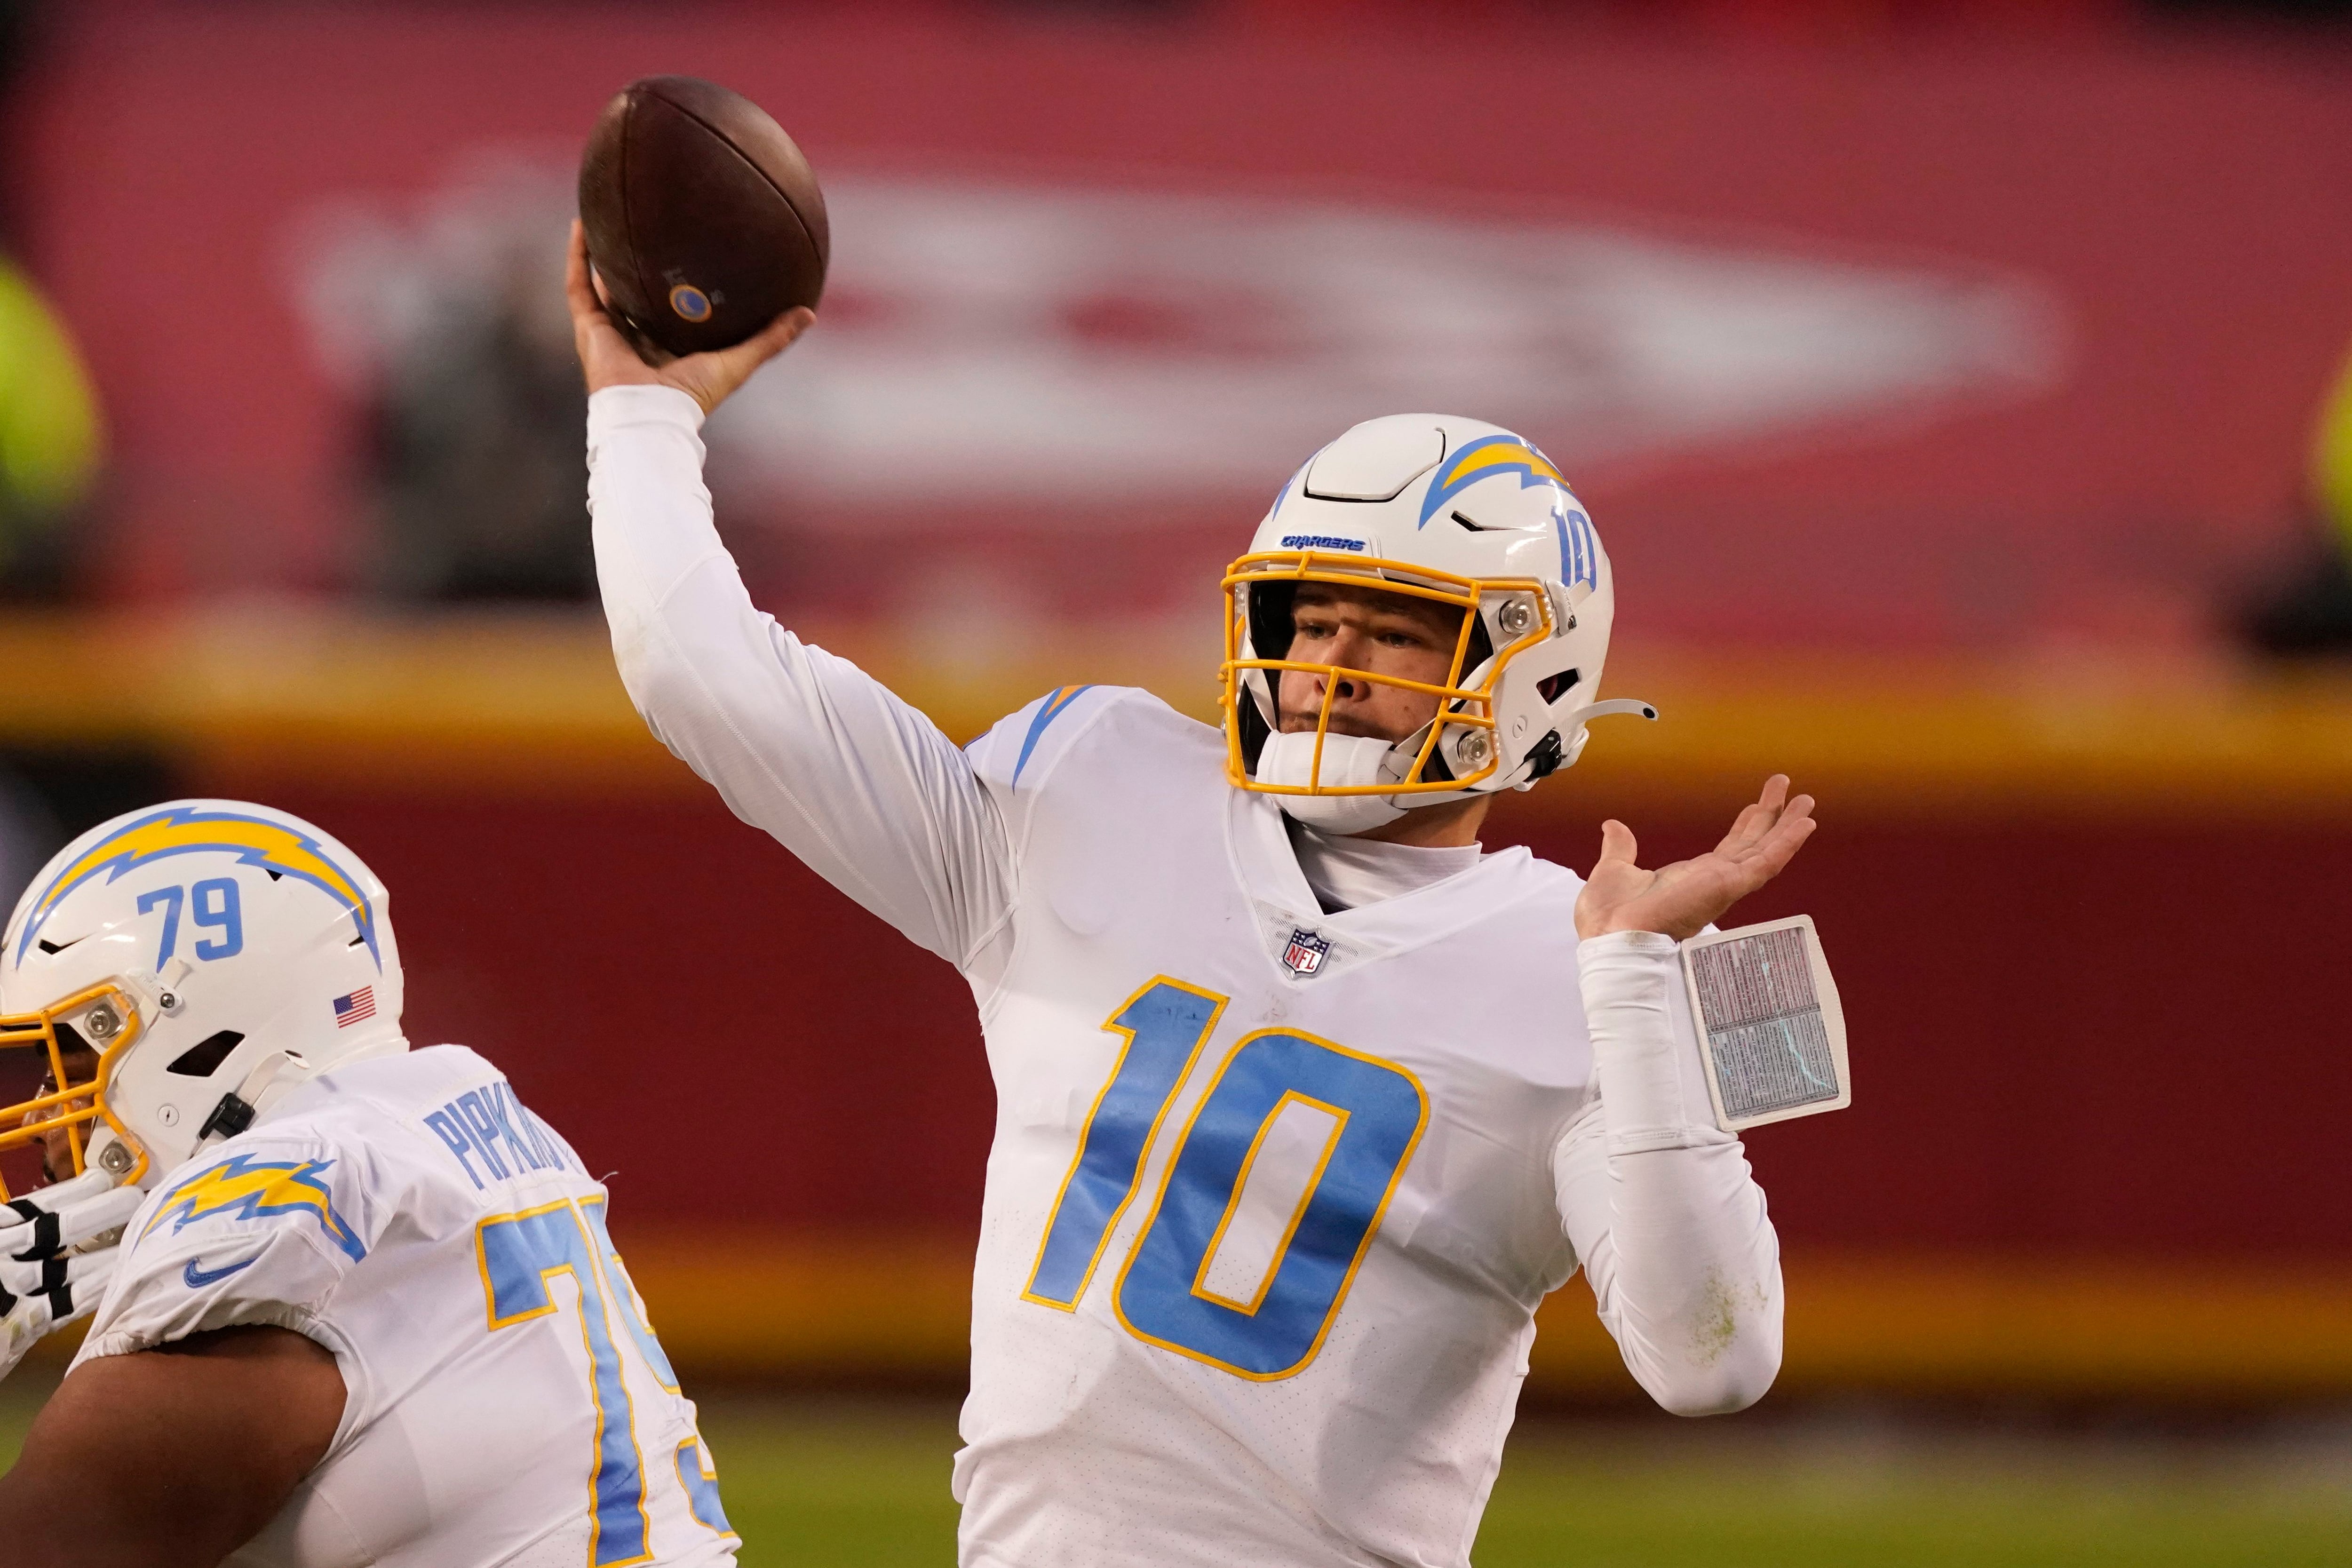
[578,76,828,359]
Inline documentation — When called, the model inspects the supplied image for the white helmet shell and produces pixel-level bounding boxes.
[0,800,405,1189]
[1223,414,1654,831]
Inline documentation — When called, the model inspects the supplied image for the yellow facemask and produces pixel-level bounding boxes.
[0,983,146,1200]
[1219,549,1556,797]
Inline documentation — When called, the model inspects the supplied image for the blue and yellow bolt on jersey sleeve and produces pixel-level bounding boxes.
[75,1046,738,1568]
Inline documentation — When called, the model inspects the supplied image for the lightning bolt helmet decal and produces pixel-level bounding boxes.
[13,804,382,968]
[1414,433,1573,530]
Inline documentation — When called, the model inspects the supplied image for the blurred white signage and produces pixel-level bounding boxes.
[298,163,2058,528]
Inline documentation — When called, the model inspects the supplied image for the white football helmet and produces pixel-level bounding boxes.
[0,800,406,1195]
[1223,414,1655,833]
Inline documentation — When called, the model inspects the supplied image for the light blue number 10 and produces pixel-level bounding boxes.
[1024,977,1428,1381]
[1023,979,1225,1310]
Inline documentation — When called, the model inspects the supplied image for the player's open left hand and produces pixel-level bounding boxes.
[1575,775,1816,942]
[565,219,813,416]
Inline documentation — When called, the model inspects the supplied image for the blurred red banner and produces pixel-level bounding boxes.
[15,5,2352,648]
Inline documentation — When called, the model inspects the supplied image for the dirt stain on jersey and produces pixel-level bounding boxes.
[1691,1269,1759,1367]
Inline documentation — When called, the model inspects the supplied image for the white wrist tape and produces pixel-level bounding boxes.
[1681,915,1852,1131]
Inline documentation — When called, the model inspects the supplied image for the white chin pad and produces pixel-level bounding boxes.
[1255,731,1409,835]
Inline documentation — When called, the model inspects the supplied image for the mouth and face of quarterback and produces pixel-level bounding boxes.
[1275,581,1466,747]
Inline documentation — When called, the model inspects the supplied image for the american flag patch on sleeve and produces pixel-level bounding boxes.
[332,986,376,1027]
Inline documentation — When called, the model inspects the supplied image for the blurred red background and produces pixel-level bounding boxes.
[15,2,2352,644]
[5,0,2351,1398]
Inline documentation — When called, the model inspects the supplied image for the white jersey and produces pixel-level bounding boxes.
[589,385,1783,1568]
[72,1045,739,1568]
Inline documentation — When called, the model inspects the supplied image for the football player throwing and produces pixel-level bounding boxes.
[571,224,1813,1568]
[0,800,737,1568]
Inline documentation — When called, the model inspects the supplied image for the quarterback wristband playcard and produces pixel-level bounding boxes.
[1681,915,1850,1131]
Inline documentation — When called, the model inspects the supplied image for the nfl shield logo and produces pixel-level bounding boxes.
[1281,927,1332,977]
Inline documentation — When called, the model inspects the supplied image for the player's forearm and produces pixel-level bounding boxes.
[585,385,1016,967]
[1565,931,1784,1415]
[587,383,755,729]
[1575,1140,1783,1414]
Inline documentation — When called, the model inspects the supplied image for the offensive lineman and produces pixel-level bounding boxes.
[0,800,737,1567]
[571,220,1812,1568]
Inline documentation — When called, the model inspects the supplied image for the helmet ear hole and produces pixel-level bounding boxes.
[167,1030,246,1078]
[1536,669,1580,706]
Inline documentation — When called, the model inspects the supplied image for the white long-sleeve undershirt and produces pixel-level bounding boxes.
[1560,931,1783,1413]
[588,384,1017,983]
[587,383,1781,1414]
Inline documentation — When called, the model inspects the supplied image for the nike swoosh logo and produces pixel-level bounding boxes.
[183,1255,258,1288]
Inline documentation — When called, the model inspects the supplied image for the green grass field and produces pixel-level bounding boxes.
[8,1373,2349,1565]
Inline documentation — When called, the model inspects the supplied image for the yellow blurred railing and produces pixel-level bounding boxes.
[606,1230,2352,1401]
[5,606,2352,818]
[32,1234,2349,1399]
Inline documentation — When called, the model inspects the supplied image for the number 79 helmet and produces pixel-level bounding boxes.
[0,800,406,1195]
[1222,414,1655,835]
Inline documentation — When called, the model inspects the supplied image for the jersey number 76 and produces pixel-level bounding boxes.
[1023,977,1428,1381]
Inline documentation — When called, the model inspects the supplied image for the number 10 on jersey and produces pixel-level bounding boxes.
[1023,977,1428,1381]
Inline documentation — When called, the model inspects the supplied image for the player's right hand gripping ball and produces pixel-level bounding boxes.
[578,75,829,361]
